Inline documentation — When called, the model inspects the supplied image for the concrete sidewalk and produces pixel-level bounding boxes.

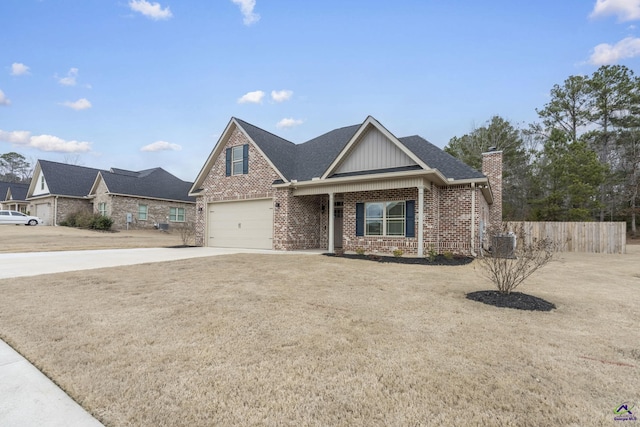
[0,246,320,425]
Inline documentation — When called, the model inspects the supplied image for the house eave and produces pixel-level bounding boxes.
[92,192,196,204]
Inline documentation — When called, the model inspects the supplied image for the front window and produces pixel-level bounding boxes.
[169,207,185,222]
[98,202,107,216]
[138,204,148,220]
[365,201,405,237]
[232,146,244,175]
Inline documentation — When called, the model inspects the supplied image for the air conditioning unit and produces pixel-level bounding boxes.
[492,233,516,258]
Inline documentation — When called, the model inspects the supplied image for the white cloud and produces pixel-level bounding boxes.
[590,0,640,21]
[237,90,265,104]
[140,140,182,152]
[61,98,92,111]
[57,68,79,86]
[129,0,173,20]
[0,130,29,144]
[0,129,91,153]
[276,118,304,129]
[11,63,30,76]
[231,0,260,25]
[0,90,10,106]
[271,90,293,102]
[589,36,640,64]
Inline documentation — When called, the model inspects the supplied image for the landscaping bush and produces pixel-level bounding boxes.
[60,210,113,231]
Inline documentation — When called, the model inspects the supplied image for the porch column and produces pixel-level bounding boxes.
[418,186,424,257]
[328,192,335,253]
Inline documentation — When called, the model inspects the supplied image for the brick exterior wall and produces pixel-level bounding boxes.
[273,191,323,250]
[482,150,503,227]
[92,179,195,230]
[29,196,92,226]
[194,127,281,246]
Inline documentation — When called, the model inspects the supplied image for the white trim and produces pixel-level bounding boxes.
[328,193,335,253]
[418,186,424,256]
[320,116,430,179]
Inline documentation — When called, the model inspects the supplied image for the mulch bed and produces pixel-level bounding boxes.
[466,290,556,311]
[323,253,473,266]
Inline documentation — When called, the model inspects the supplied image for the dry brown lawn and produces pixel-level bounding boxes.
[0,245,638,426]
[0,225,183,253]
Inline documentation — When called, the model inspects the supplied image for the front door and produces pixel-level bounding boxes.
[333,201,343,249]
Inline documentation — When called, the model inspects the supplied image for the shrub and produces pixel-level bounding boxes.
[59,209,113,231]
[392,249,404,257]
[427,245,437,262]
[477,222,559,294]
[176,221,195,246]
[355,247,365,255]
[443,250,454,260]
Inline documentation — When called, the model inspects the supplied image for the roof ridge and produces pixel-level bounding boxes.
[234,117,295,145]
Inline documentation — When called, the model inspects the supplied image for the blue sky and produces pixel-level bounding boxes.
[1,0,639,181]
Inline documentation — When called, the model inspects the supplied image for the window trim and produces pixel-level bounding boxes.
[98,202,107,217]
[169,207,185,222]
[364,201,406,237]
[138,204,148,221]
[231,146,244,176]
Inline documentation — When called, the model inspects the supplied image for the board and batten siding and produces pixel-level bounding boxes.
[504,221,626,254]
[336,128,417,174]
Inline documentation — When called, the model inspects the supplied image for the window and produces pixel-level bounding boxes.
[98,202,107,216]
[364,201,406,237]
[138,204,148,221]
[40,176,45,190]
[226,144,248,176]
[232,146,244,175]
[169,207,185,222]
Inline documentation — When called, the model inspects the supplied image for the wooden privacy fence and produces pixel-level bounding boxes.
[503,221,627,254]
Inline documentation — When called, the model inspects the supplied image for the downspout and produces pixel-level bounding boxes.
[54,195,58,226]
[470,183,477,257]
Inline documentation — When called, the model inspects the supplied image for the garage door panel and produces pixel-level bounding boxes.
[208,199,273,249]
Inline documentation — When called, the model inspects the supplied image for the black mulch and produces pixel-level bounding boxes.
[323,253,474,266]
[466,290,556,311]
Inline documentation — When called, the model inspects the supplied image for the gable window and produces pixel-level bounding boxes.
[356,200,415,238]
[225,144,249,176]
[98,202,107,216]
[40,176,45,190]
[138,204,148,221]
[169,207,185,222]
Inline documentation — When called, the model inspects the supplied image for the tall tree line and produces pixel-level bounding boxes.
[445,65,639,234]
[0,152,32,183]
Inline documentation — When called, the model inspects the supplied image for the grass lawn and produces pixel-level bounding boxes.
[0,249,638,426]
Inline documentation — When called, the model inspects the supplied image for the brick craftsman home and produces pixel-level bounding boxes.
[27,159,195,229]
[190,116,502,256]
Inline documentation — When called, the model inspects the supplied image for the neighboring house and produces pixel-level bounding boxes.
[190,116,502,256]
[88,167,195,229]
[0,181,30,212]
[27,160,195,229]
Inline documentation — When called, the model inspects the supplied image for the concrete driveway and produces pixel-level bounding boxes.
[0,247,320,279]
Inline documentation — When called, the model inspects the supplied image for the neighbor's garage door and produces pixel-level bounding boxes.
[35,203,51,225]
[207,199,274,249]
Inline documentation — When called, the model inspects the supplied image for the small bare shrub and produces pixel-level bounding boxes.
[355,247,365,255]
[478,222,558,294]
[392,249,404,258]
[443,250,454,260]
[176,221,195,246]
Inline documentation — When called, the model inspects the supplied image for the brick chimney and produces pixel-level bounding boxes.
[482,148,503,228]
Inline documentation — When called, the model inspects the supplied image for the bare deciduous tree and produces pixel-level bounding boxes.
[478,222,558,294]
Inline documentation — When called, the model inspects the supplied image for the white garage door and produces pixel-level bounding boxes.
[35,203,51,226]
[208,199,274,249]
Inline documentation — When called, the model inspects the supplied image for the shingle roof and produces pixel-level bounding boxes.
[234,119,484,182]
[39,160,106,197]
[101,168,195,202]
[399,136,485,180]
[0,181,29,201]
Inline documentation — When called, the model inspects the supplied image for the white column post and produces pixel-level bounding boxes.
[328,192,335,253]
[418,186,424,257]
